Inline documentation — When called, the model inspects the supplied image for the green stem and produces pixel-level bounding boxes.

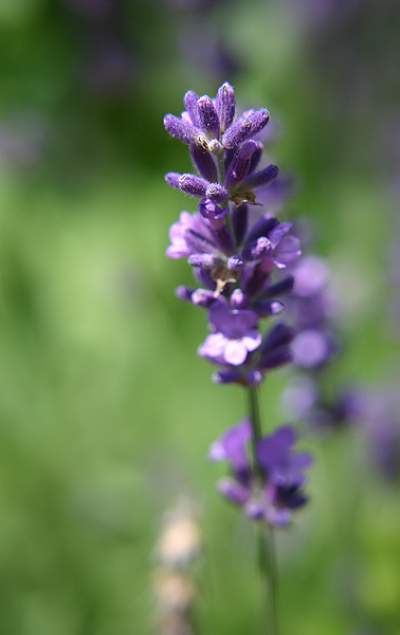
[247,386,280,635]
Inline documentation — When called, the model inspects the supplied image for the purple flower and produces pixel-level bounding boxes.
[282,375,366,433]
[291,329,333,368]
[167,211,219,260]
[292,256,329,296]
[257,427,313,486]
[243,217,301,271]
[209,419,251,475]
[210,422,313,527]
[199,300,261,366]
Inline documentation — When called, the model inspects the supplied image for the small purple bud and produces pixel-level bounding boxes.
[215,82,236,133]
[197,95,220,137]
[188,253,221,268]
[190,144,217,182]
[249,108,270,135]
[163,114,197,145]
[222,116,252,150]
[222,108,269,149]
[225,140,261,188]
[263,322,293,350]
[199,198,227,228]
[213,368,263,385]
[217,478,249,506]
[165,172,181,189]
[183,90,200,126]
[255,300,284,317]
[191,288,216,307]
[244,164,279,189]
[248,142,263,174]
[245,215,279,245]
[206,183,229,203]
[175,285,193,302]
[260,347,293,370]
[178,173,208,197]
[246,370,264,385]
[245,500,265,520]
[271,301,284,314]
[213,369,237,384]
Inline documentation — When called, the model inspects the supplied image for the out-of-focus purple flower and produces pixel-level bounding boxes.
[210,421,313,526]
[292,255,329,296]
[291,328,334,368]
[282,376,359,430]
[349,388,400,482]
[287,254,337,370]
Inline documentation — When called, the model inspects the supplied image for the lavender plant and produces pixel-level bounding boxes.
[163,82,313,632]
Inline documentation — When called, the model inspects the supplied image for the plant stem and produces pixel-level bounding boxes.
[247,386,280,635]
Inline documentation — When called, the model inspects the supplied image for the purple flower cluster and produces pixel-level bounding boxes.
[283,375,357,431]
[164,82,313,527]
[164,83,301,387]
[282,245,400,485]
[210,421,313,526]
[282,250,350,435]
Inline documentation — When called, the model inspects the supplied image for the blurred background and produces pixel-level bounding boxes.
[0,0,399,633]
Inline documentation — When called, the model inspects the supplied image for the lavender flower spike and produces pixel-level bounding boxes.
[163,81,315,631]
[197,95,220,137]
[164,82,302,386]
